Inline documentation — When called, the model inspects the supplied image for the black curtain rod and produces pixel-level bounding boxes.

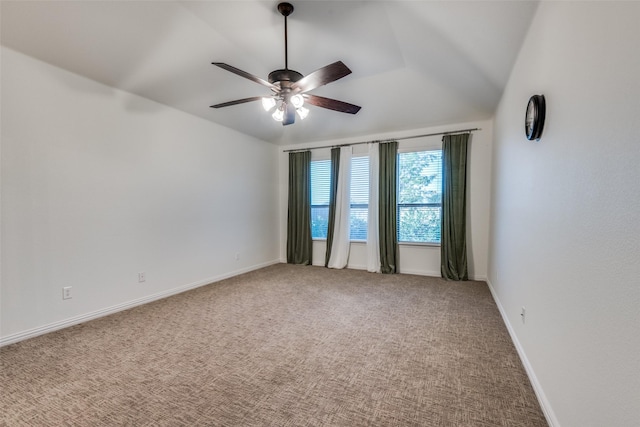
[282,127,480,153]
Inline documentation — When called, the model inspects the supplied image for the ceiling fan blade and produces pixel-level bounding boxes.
[210,96,263,109]
[291,61,352,94]
[212,63,278,90]
[283,102,296,126]
[304,94,361,114]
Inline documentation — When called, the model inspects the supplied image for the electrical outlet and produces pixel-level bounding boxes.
[62,286,73,300]
[520,306,526,324]
[138,272,146,283]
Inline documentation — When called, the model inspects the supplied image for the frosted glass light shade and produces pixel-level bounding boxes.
[272,108,284,122]
[262,97,276,111]
[291,94,304,108]
[296,106,309,120]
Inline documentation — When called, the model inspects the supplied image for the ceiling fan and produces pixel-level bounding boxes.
[210,2,361,126]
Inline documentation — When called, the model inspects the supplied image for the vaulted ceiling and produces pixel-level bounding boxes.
[1,1,538,145]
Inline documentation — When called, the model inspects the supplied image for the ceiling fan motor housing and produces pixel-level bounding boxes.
[268,69,303,85]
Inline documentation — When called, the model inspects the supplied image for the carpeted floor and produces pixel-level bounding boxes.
[1,264,547,426]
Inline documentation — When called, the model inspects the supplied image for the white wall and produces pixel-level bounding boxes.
[279,120,493,280]
[1,47,280,344]
[488,2,640,426]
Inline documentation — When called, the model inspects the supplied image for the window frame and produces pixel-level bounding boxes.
[309,156,332,241]
[348,155,370,242]
[396,145,443,247]
[308,141,443,246]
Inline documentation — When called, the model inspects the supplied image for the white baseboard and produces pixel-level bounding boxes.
[0,259,281,347]
[398,268,487,282]
[486,278,560,427]
[308,263,485,281]
[398,267,441,277]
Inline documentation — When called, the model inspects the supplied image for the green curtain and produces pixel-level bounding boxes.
[287,151,312,265]
[379,141,398,274]
[441,133,469,280]
[324,147,340,267]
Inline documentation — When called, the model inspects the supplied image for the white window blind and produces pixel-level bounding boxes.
[350,156,369,241]
[310,157,371,241]
[310,160,331,239]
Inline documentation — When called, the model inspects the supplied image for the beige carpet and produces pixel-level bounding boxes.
[1,264,547,426]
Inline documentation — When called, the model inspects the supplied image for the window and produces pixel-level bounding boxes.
[310,160,331,239]
[312,151,441,243]
[397,150,443,243]
[349,156,369,241]
[310,156,370,240]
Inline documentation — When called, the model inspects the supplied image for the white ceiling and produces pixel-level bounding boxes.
[1,1,539,145]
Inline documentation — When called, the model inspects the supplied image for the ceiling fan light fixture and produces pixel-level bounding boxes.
[272,106,285,122]
[210,2,361,126]
[296,106,309,120]
[291,94,304,109]
[262,97,276,111]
